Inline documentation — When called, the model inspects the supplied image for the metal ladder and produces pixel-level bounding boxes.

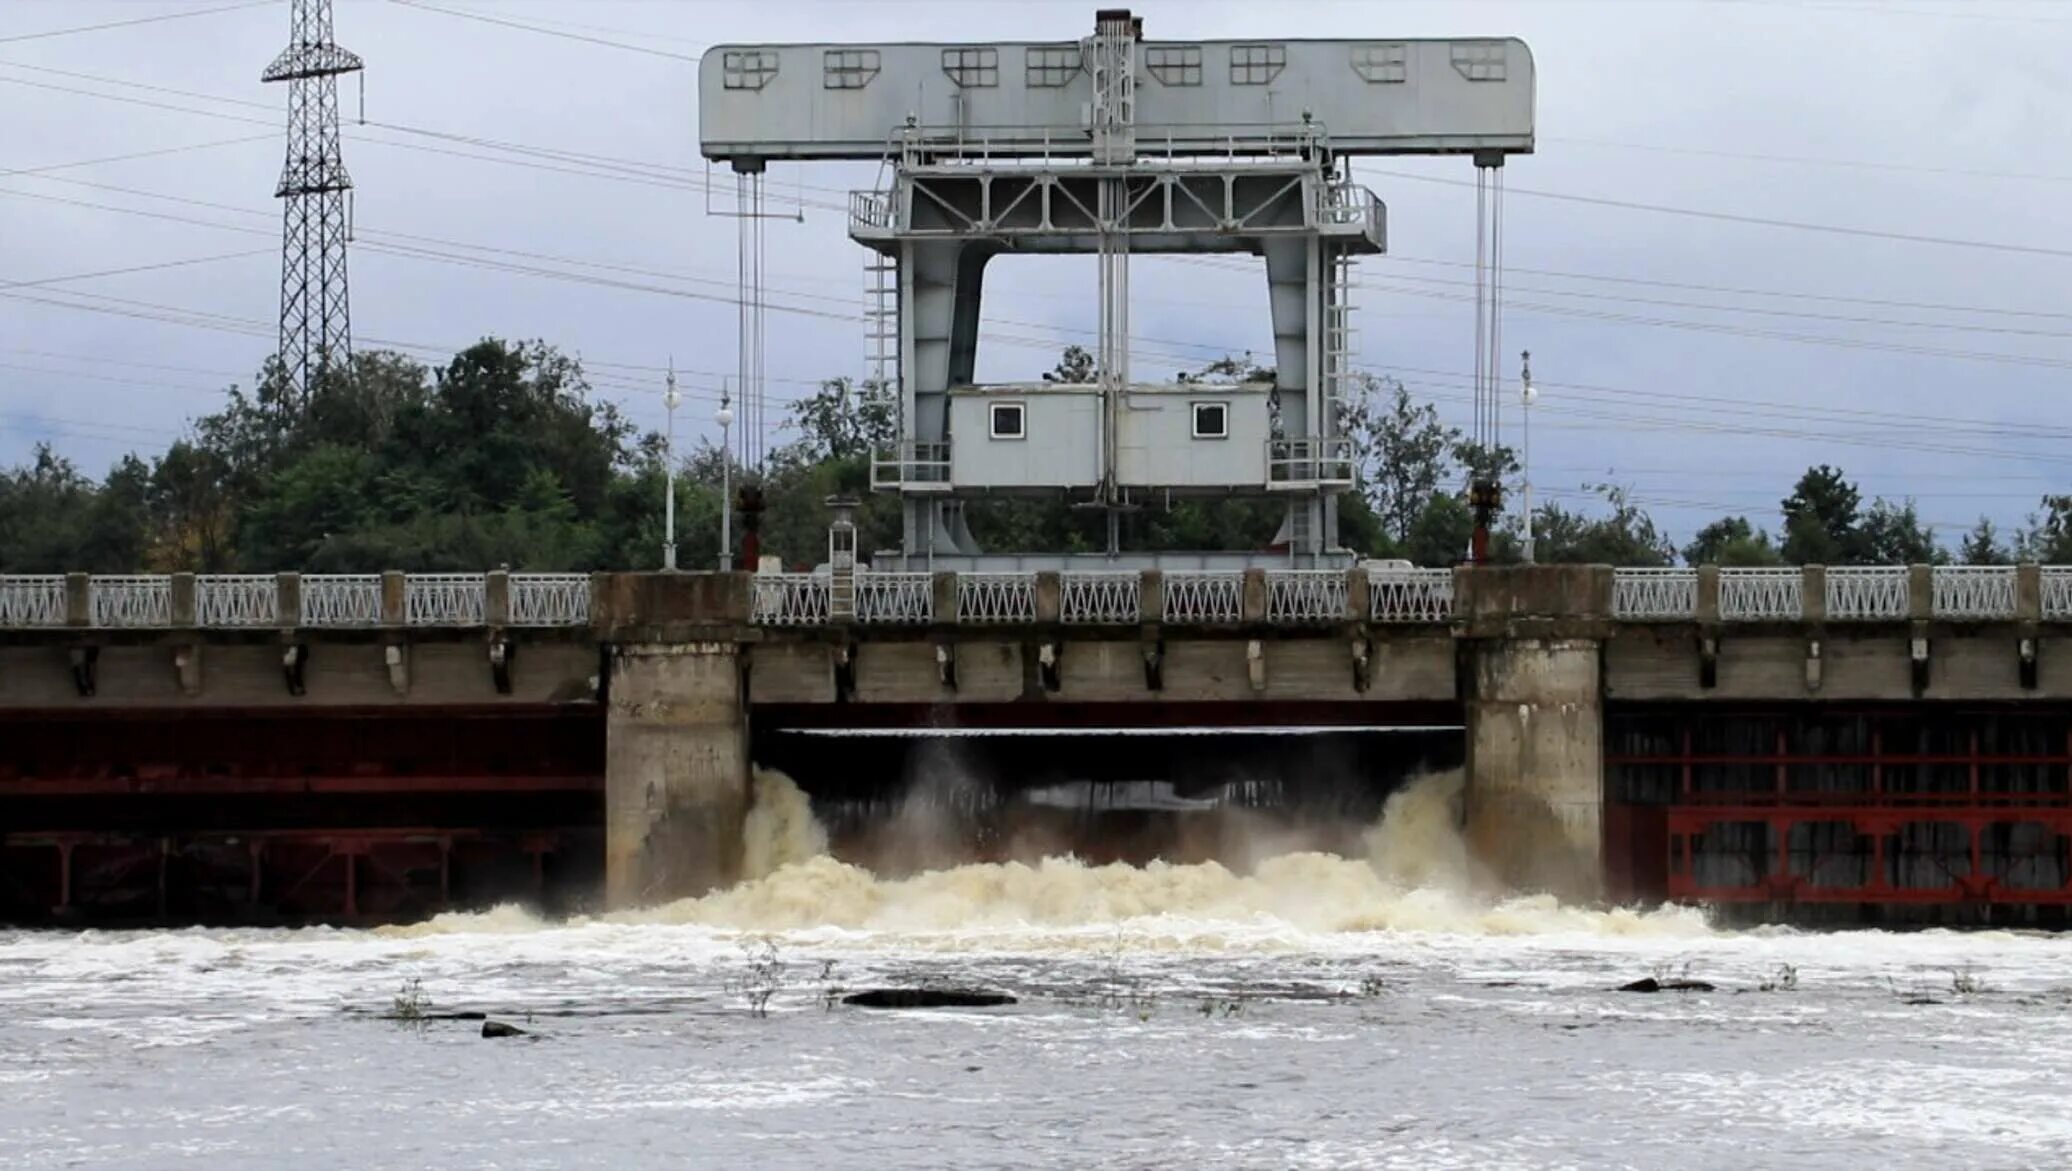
[864,248,897,393]
[1321,244,1356,439]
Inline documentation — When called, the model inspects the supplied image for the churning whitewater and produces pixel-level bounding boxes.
[428,768,1709,941]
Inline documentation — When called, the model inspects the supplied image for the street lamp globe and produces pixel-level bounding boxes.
[715,403,734,428]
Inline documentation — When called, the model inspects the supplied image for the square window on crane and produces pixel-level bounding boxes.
[823,49,880,90]
[1145,46,1202,86]
[990,402,1027,440]
[1026,46,1083,87]
[1229,44,1285,86]
[1191,402,1230,439]
[943,47,1000,88]
[722,49,780,90]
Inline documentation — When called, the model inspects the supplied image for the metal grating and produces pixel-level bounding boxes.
[301,574,382,627]
[1825,566,1909,622]
[752,574,831,626]
[0,575,67,627]
[197,575,279,627]
[1266,569,1347,623]
[90,575,171,628]
[509,574,591,627]
[957,572,1036,623]
[2045,568,2072,622]
[855,572,933,624]
[1932,566,2016,622]
[1613,568,1697,620]
[1370,568,1453,623]
[1163,571,1244,624]
[1060,571,1140,624]
[406,574,486,627]
[1719,568,1802,622]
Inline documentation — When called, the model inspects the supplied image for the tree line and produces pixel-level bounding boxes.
[2,339,2066,572]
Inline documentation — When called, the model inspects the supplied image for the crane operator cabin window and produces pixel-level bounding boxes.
[1192,401,1229,440]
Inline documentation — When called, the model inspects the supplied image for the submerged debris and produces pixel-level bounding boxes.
[842,988,1017,1009]
[480,1020,528,1038]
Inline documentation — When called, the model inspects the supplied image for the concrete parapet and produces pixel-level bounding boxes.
[1695,565,1721,624]
[1464,635,1603,901]
[1241,568,1267,623]
[1139,569,1165,624]
[170,573,197,626]
[1802,566,1827,624]
[275,572,301,629]
[1034,571,1062,623]
[486,570,511,627]
[381,571,407,626]
[2018,563,2043,622]
[1455,564,1612,638]
[591,572,752,641]
[1345,565,1371,621]
[605,641,748,907]
[933,572,959,623]
[1908,564,1934,621]
[65,573,89,627]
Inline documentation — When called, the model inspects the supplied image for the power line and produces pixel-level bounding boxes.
[385,0,702,61]
[1364,167,2072,260]
[0,1,272,45]
[0,135,276,180]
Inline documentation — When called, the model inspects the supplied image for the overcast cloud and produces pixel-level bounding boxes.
[3,0,2070,545]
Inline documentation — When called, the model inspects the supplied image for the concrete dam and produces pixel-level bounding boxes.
[2,563,2070,925]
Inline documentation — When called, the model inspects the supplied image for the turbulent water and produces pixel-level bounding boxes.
[6,771,2072,1169]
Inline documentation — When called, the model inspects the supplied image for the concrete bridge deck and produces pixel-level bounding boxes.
[3,564,2070,923]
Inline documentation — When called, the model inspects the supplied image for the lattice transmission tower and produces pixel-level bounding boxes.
[262,0,362,400]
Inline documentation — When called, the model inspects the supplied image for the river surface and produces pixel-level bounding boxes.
[5,774,2071,1170]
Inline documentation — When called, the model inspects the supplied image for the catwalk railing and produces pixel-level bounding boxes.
[7,565,2071,631]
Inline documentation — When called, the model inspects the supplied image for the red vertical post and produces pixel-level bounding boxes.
[1871,726,1883,798]
[56,843,72,912]
[343,852,357,918]
[1775,727,1788,798]
[1969,728,1981,798]
[1679,724,1693,800]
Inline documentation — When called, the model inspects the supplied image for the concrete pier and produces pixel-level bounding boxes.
[605,643,749,906]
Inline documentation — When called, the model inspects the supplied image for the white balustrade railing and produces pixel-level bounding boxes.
[1266,569,1347,623]
[1932,566,2015,621]
[855,572,933,624]
[0,575,67,627]
[1825,566,1909,622]
[90,575,171,628]
[2045,568,2072,622]
[301,574,383,627]
[1612,568,1697,620]
[957,572,1037,623]
[1163,570,1244,624]
[751,573,831,626]
[196,575,278,627]
[1370,568,1453,623]
[1719,568,1802,622]
[405,573,486,627]
[1061,571,1140,624]
[508,573,591,627]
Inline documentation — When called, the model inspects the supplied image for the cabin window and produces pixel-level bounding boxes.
[990,402,1026,440]
[1192,401,1229,439]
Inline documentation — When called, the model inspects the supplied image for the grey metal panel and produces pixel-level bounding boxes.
[700,38,1533,162]
[948,391,1103,488]
[1116,390,1271,488]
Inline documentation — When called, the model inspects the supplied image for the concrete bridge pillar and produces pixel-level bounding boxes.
[594,572,756,909]
[1457,565,1611,902]
[606,642,748,908]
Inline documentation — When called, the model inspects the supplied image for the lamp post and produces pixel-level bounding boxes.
[1520,350,1537,565]
[717,380,735,571]
[662,364,681,571]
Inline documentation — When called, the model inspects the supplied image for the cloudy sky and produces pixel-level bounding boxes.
[3,0,2070,547]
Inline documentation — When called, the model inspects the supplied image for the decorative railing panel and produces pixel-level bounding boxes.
[2045,568,2072,622]
[0,575,67,627]
[957,572,1037,624]
[508,573,591,627]
[1719,568,1802,622]
[90,575,171,628]
[1266,569,1347,623]
[1061,572,1140,624]
[1370,568,1453,623]
[405,574,486,627]
[1612,568,1696,620]
[1163,571,1244,624]
[1825,566,1909,622]
[196,575,279,627]
[751,573,831,626]
[1931,566,2016,622]
[855,572,933,624]
[301,575,383,628]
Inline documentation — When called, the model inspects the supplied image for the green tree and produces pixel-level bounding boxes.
[1683,515,1785,567]
[1341,373,1456,545]
[1527,485,1673,566]
[1959,517,2011,566]
[1857,498,1943,564]
[2018,496,2072,563]
[1780,464,1862,564]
